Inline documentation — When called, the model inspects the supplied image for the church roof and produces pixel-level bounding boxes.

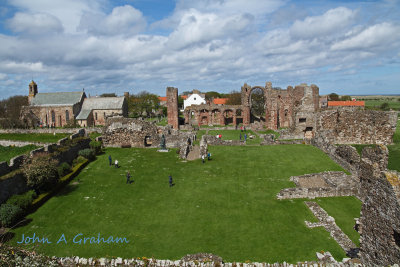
[81,97,125,110]
[76,97,125,120]
[30,92,85,106]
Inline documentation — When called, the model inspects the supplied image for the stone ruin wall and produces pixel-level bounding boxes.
[0,129,89,204]
[358,146,400,265]
[316,109,397,145]
[166,87,179,130]
[102,117,195,150]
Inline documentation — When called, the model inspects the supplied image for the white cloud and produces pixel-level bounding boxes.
[8,0,103,33]
[7,12,63,34]
[0,61,44,73]
[78,5,146,36]
[290,7,356,39]
[167,9,253,49]
[331,22,400,51]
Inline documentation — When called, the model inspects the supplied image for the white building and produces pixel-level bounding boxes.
[183,90,206,110]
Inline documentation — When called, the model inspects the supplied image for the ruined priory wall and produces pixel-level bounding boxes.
[359,146,400,265]
[316,109,397,144]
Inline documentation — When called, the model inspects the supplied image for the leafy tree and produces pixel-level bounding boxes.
[0,95,29,128]
[340,95,352,101]
[22,153,59,192]
[226,91,241,105]
[250,88,265,116]
[205,91,221,101]
[100,93,117,97]
[380,102,390,111]
[128,91,160,117]
[178,96,184,109]
[0,204,22,227]
[328,93,340,101]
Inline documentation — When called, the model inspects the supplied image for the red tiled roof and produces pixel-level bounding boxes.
[213,98,228,104]
[180,95,188,100]
[158,97,167,101]
[328,101,365,106]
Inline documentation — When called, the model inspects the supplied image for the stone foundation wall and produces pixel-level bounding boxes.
[0,127,102,134]
[316,109,397,145]
[0,129,89,204]
[103,118,194,149]
[358,145,400,265]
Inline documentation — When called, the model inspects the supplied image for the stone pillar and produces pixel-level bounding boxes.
[233,113,237,126]
[243,106,250,125]
[166,87,179,129]
[184,111,189,124]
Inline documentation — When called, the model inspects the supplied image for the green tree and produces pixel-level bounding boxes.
[340,95,352,101]
[226,91,241,105]
[205,91,221,101]
[100,93,117,97]
[128,91,160,118]
[380,102,390,111]
[0,95,29,128]
[328,93,340,101]
[22,153,59,192]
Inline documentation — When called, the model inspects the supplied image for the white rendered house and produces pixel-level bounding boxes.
[183,91,206,110]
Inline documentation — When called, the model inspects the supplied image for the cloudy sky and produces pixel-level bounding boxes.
[0,0,399,99]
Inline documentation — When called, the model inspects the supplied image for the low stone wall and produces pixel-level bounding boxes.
[311,134,360,175]
[0,171,27,204]
[277,171,359,200]
[0,154,26,177]
[0,129,89,204]
[277,187,358,200]
[0,140,48,147]
[0,128,100,134]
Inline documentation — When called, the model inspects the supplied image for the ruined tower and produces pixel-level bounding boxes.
[166,87,179,129]
[28,80,38,104]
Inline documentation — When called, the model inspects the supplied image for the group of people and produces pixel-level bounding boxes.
[239,133,247,141]
[201,152,212,163]
[108,154,175,187]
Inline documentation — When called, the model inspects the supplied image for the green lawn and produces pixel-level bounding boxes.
[0,145,38,164]
[316,197,361,246]
[364,99,400,111]
[207,130,262,145]
[0,133,70,143]
[8,145,361,263]
[388,118,400,171]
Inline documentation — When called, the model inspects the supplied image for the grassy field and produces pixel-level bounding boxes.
[207,129,261,145]
[352,95,400,111]
[0,133,70,143]
[0,145,38,163]
[316,197,361,246]
[9,145,361,263]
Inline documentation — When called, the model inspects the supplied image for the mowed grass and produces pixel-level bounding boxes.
[10,145,360,263]
[388,118,400,171]
[0,133,70,143]
[0,145,38,164]
[207,130,261,145]
[316,197,361,246]
[364,99,400,111]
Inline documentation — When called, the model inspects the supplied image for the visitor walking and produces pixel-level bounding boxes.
[239,133,242,140]
[108,155,112,166]
[126,171,132,184]
[169,175,174,187]
[115,159,119,168]
[207,152,211,161]
[202,154,205,163]
[244,133,247,142]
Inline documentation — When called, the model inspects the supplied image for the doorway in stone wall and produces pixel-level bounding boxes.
[250,87,265,123]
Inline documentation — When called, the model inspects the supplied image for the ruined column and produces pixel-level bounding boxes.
[166,87,179,129]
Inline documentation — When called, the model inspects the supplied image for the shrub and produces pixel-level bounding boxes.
[90,140,102,155]
[57,162,71,177]
[22,153,59,191]
[380,102,390,111]
[0,204,22,227]
[78,148,95,161]
[6,190,37,211]
[73,155,87,166]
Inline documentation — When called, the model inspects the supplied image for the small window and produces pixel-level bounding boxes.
[104,112,106,119]
[299,118,306,123]
[194,97,196,100]
[66,110,69,121]
[51,110,55,122]
[95,112,98,120]
[305,127,313,132]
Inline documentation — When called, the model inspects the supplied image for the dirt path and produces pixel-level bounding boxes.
[186,145,200,160]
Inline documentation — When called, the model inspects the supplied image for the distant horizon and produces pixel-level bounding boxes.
[0,0,399,99]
